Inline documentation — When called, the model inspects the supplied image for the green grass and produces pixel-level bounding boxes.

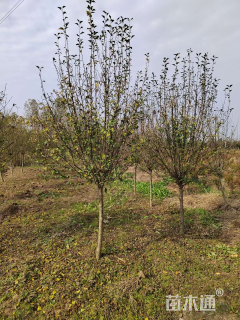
[185,208,222,227]
[184,208,223,239]
[189,177,212,194]
[121,179,173,200]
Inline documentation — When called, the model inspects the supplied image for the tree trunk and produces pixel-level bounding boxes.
[21,154,24,173]
[179,185,184,235]
[10,162,13,176]
[150,170,153,208]
[0,171,4,182]
[96,186,104,260]
[134,164,137,195]
[219,178,227,205]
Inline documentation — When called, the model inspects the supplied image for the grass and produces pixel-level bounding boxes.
[121,178,173,200]
[186,177,213,195]
[0,167,239,319]
[185,208,222,227]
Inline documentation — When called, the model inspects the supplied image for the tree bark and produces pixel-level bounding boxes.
[10,162,13,176]
[96,185,104,260]
[21,154,24,173]
[134,164,137,195]
[219,178,227,205]
[150,170,153,208]
[0,171,4,182]
[179,185,184,235]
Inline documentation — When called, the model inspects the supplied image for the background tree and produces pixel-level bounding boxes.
[0,87,16,181]
[24,99,40,120]
[206,87,233,205]
[139,134,157,208]
[36,0,148,259]
[12,116,33,172]
[146,50,230,234]
[128,133,141,195]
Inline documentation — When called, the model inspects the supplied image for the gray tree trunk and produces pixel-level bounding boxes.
[150,170,153,208]
[10,162,13,176]
[21,154,24,173]
[96,186,104,260]
[134,164,137,195]
[179,186,184,235]
[219,178,227,205]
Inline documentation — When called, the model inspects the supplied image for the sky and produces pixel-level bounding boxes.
[0,0,239,135]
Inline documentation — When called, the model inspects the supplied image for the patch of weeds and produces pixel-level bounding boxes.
[215,243,238,256]
[72,201,98,213]
[186,208,222,227]
[189,177,212,194]
[37,225,53,236]
[121,179,173,200]
[105,190,129,208]
[102,246,118,255]
[64,237,75,249]
[185,208,223,237]
[196,208,220,226]
[70,213,98,229]
[185,209,194,227]
[37,190,62,201]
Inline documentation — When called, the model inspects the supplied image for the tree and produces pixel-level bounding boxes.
[146,50,230,234]
[36,0,148,259]
[139,134,157,208]
[24,99,40,120]
[0,87,16,181]
[206,88,233,205]
[128,133,141,196]
[12,116,33,172]
[139,82,160,208]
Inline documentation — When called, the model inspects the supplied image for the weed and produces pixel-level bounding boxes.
[188,177,212,194]
[121,179,173,200]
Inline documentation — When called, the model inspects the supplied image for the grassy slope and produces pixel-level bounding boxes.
[0,167,239,320]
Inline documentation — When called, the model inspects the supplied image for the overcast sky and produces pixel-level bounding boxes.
[0,0,239,134]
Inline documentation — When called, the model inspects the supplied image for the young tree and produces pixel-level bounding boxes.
[139,82,160,208]
[0,87,16,181]
[146,50,230,234]
[128,133,141,195]
[13,116,33,172]
[36,0,148,259]
[206,88,233,205]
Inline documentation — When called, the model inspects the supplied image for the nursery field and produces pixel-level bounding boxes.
[0,167,240,320]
